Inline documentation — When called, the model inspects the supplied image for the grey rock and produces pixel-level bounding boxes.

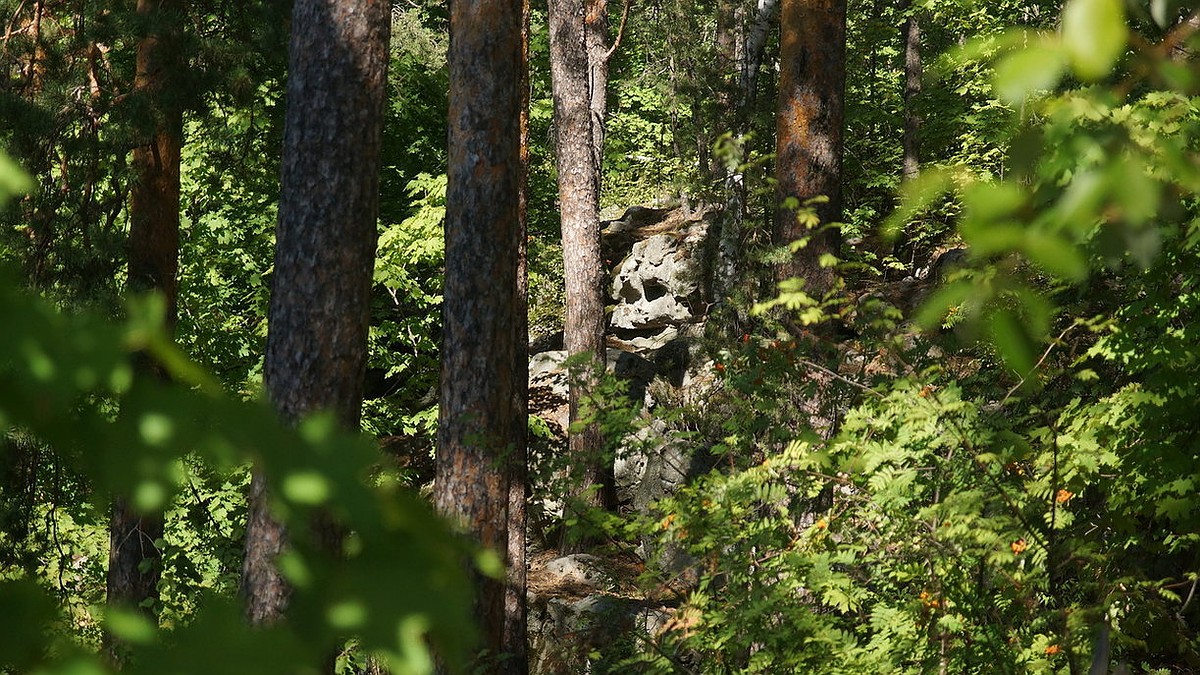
[611,234,701,330]
[542,554,612,591]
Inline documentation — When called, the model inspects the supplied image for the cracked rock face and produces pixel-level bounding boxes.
[610,233,701,331]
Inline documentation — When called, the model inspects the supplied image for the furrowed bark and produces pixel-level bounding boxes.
[242,0,390,627]
[437,0,527,668]
[774,0,846,297]
[902,1,922,181]
[549,0,615,545]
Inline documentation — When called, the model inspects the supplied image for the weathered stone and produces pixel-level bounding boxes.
[542,554,613,591]
[527,592,670,675]
[602,206,711,338]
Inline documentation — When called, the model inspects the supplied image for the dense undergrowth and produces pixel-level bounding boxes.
[2,0,1200,673]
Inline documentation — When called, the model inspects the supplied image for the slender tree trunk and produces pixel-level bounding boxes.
[437,0,526,668]
[20,0,55,287]
[241,0,390,626]
[742,0,778,105]
[902,1,922,181]
[548,0,615,535]
[774,0,846,296]
[503,0,531,667]
[106,0,181,662]
[713,0,780,305]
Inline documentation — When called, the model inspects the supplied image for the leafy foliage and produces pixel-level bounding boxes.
[5,1,1200,673]
[0,262,476,673]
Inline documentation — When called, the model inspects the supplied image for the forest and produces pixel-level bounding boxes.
[1,0,1199,673]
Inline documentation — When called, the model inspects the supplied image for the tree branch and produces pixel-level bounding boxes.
[604,0,632,62]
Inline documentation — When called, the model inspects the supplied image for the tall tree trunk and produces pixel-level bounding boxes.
[548,0,615,540]
[713,0,782,307]
[711,0,741,304]
[504,0,531,667]
[241,0,390,626]
[902,1,922,181]
[105,0,181,661]
[742,0,779,106]
[774,0,846,296]
[437,0,527,668]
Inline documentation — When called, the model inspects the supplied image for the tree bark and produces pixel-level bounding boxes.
[504,0,531,667]
[742,0,779,106]
[106,0,181,661]
[902,2,922,181]
[549,0,615,537]
[241,0,390,626]
[713,0,781,305]
[774,0,846,296]
[437,0,527,669]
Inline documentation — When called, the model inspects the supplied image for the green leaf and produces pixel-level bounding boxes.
[1111,158,1160,225]
[327,599,369,630]
[914,281,973,330]
[0,151,32,204]
[105,608,157,646]
[283,470,331,505]
[882,167,958,239]
[1061,0,1127,81]
[134,481,167,513]
[962,181,1026,226]
[993,44,1065,104]
[1021,231,1088,281]
[475,548,504,580]
[0,581,57,669]
[139,413,174,446]
[990,309,1037,378]
[961,220,1026,257]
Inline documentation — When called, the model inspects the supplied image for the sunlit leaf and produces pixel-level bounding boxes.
[283,470,331,505]
[993,44,1065,104]
[105,608,157,646]
[1062,0,1127,81]
[990,309,1037,378]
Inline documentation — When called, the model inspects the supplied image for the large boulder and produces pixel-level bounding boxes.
[604,206,711,334]
[527,551,672,675]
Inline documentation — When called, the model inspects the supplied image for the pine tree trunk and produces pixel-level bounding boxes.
[549,0,615,540]
[241,0,390,626]
[774,0,846,296]
[902,3,922,181]
[437,0,527,668]
[106,0,181,661]
[504,0,532,667]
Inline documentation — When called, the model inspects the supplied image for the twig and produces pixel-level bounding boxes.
[1158,10,1200,59]
[794,356,884,398]
[604,0,633,61]
[1001,323,1074,405]
[3,0,27,48]
[1178,575,1198,621]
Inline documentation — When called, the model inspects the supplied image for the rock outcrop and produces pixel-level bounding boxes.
[526,205,717,673]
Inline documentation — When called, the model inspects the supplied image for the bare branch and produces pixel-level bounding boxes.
[604,0,632,61]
